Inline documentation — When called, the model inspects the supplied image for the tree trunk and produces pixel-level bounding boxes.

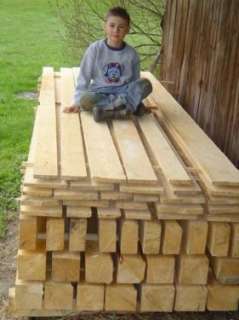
[159,0,239,168]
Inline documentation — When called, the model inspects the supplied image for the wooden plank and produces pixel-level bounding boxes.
[63,200,109,208]
[80,111,126,182]
[124,209,151,220]
[208,205,239,214]
[140,284,175,312]
[162,221,182,254]
[76,284,104,311]
[20,205,62,218]
[19,216,38,250]
[69,218,87,251]
[34,67,58,179]
[73,60,122,184]
[134,194,159,202]
[22,186,53,198]
[39,66,55,105]
[140,220,161,254]
[15,280,43,310]
[27,106,39,166]
[212,257,239,284]
[120,220,138,254]
[105,285,137,311]
[60,68,87,180]
[207,222,231,256]
[202,178,239,198]
[156,203,204,215]
[138,114,192,186]
[54,71,61,104]
[24,167,67,189]
[160,195,205,205]
[85,242,113,284]
[8,288,76,317]
[97,208,121,219]
[112,119,158,183]
[46,218,65,251]
[146,255,175,284]
[208,195,239,205]
[54,190,98,201]
[157,213,198,220]
[207,279,239,311]
[206,215,239,222]
[182,221,208,255]
[101,191,132,201]
[66,207,91,218]
[17,249,46,281]
[117,255,146,284]
[120,183,164,194]
[177,255,209,285]
[52,252,81,282]
[44,282,73,310]
[116,201,148,210]
[20,196,60,207]
[143,71,239,187]
[175,285,207,311]
[98,219,117,253]
[70,180,114,191]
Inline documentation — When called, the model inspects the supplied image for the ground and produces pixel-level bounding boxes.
[0,215,238,320]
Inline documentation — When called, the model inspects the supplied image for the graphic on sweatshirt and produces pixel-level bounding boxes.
[103,62,123,83]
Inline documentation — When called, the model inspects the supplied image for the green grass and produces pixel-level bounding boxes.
[0,0,77,237]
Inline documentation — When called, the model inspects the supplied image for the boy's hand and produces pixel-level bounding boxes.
[63,106,80,113]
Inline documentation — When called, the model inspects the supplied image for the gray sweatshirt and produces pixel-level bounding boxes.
[74,39,140,105]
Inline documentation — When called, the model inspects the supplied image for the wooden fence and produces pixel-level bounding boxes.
[159,0,239,168]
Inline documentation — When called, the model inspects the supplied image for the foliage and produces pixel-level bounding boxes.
[55,0,165,70]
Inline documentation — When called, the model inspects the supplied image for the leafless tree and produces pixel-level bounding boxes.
[55,0,165,71]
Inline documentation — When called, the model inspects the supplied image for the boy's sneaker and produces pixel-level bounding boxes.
[93,106,130,122]
[133,102,151,116]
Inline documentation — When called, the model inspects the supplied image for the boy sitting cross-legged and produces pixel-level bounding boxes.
[64,6,152,122]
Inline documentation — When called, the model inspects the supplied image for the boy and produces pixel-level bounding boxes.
[64,6,152,122]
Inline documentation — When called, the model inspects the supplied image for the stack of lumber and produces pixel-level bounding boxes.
[8,67,239,316]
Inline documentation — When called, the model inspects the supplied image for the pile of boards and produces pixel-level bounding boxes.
[8,67,239,317]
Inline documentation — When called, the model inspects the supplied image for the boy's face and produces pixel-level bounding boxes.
[104,16,129,48]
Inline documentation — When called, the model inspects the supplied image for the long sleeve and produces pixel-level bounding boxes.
[73,45,95,106]
[132,54,140,81]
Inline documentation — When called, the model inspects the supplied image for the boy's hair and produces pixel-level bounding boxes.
[106,7,130,25]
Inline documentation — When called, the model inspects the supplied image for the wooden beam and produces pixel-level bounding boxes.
[112,119,158,184]
[60,68,87,180]
[76,284,104,311]
[105,285,137,311]
[140,284,175,312]
[143,71,239,187]
[138,114,192,186]
[34,67,58,179]
[80,111,126,183]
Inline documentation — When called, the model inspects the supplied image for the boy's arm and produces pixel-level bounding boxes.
[132,53,140,81]
[73,46,94,106]
[64,45,95,113]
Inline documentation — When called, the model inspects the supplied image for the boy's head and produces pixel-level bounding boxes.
[105,7,130,26]
[104,7,130,48]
